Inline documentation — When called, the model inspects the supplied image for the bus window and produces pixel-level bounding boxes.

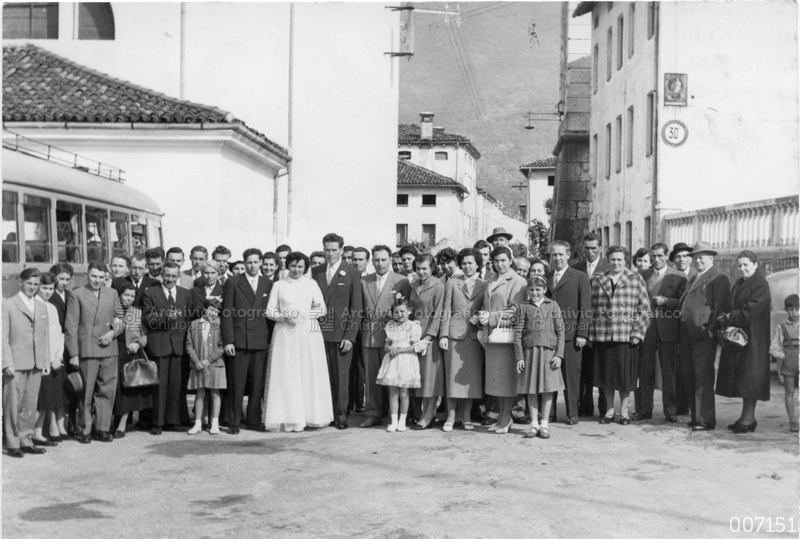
[131,215,147,255]
[2,191,19,263]
[110,211,129,259]
[56,200,83,263]
[23,194,52,263]
[85,206,108,264]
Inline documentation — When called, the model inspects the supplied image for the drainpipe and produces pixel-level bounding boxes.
[180,3,186,100]
[286,3,295,239]
[651,1,660,244]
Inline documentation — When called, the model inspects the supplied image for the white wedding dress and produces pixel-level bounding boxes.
[264,276,333,432]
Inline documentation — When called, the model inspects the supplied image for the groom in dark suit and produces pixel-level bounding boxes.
[221,248,273,433]
[311,233,362,429]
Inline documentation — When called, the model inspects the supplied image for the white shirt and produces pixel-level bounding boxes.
[376,272,388,294]
[200,319,210,342]
[586,259,598,277]
[162,285,176,302]
[56,290,66,303]
[696,266,711,278]
[464,274,478,297]
[553,268,566,285]
[655,266,667,278]
[326,259,342,284]
[17,291,35,312]
[246,273,259,292]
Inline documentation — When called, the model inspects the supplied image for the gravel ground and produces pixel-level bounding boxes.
[3,381,797,539]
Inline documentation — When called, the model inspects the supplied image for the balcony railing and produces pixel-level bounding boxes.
[663,195,799,252]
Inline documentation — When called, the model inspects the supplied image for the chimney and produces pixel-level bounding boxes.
[419,112,434,140]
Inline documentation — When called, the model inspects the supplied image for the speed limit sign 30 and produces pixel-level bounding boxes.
[662,120,688,147]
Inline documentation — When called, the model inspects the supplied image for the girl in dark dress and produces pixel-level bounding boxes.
[113,282,152,438]
[716,250,772,434]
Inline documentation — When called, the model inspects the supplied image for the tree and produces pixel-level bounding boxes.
[528,218,549,259]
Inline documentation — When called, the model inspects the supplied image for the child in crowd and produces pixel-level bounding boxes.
[186,298,226,435]
[514,275,565,440]
[32,272,65,445]
[376,296,422,432]
[771,294,799,433]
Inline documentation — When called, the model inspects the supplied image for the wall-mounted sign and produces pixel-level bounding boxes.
[662,120,688,147]
[664,73,688,106]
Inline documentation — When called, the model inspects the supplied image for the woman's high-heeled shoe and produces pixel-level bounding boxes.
[727,419,743,430]
[495,418,513,434]
[599,414,615,425]
[731,420,757,434]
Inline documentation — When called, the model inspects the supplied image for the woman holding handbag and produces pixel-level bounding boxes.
[715,250,772,433]
[477,246,527,434]
[113,282,152,438]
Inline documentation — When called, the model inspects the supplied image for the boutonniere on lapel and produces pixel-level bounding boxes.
[339,270,346,277]
[395,292,403,301]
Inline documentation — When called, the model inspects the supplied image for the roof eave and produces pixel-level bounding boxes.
[572,2,595,17]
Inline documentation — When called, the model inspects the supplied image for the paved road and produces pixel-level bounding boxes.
[3,382,797,538]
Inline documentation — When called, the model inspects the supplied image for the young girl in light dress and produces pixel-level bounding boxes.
[376,296,423,432]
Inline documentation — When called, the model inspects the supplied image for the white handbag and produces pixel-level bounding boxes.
[488,318,515,344]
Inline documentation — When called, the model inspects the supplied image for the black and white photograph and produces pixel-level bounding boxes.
[1,1,798,537]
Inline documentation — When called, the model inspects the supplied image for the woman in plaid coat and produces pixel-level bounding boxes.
[589,246,651,425]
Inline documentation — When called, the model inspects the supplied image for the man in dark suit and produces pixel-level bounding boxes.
[145,247,165,283]
[473,240,496,282]
[546,240,592,426]
[142,262,191,435]
[359,245,414,428]
[311,233,363,429]
[670,242,698,415]
[125,253,160,308]
[572,232,609,417]
[678,241,731,431]
[65,262,123,443]
[221,248,273,433]
[633,243,687,422]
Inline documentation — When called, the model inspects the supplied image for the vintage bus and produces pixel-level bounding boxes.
[2,140,163,297]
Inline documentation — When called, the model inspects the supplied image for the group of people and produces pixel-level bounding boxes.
[3,226,798,457]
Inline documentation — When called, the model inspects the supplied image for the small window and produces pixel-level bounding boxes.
[131,215,148,256]
[396,224,408,246]
[23,194,52,263]
[547,175,555,187]
[86,206,108,264]
[3,3,59,39]
[56,200,83,263]
[646,91,656,157]
[593,12,599,29]
[625,221,632,256]
[648,2,656,39]
[110,211,129,258]
[615,114,622,173]
[605,123,611,179]
[644,217,651,247]
[435,151,448,161]
[398,151,411,160]
[78,3,114,40]
[422,224,436,246]
[617,15,624,70]
[422,194,437,207]
[592,133,598,183]
[397,194,409,206]
[613,222,621,245]
[606,27,613,82]
[603,226,609,248]
[628,4,635,58]
[626,106,634,167]
[519,205,528,222]
[592,44,599,94]
[2,192,19,263]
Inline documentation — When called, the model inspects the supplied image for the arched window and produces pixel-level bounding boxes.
[78,2,114,40]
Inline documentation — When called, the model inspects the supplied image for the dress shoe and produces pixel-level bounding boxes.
[512,415,531,425]
[691,423,715,431]
[21,445,46,454]
[329,421,337,427]
[93,432,114,442]
[790,420,799,433]
[187,424,202,435]
[113,431,126,439]
[599,415,615,424]
[538,427,550,439]
[75,434,92,444]
[731,420,757,434]
[149,427,163,436]
[462,422,474,431]
[257,424,268,432]
[453,421,464,429]
[495,418,513,434]
[566,416,578,426]
[6,448,23,458]
[524,428,539,439]
[480,417,497,426]
[354,405,366,414]
[359,417,382,428]
[335,421,348,430]
[49,435,64,443]
[631,412,652,421]
[228,426,240,435]
[687,421,700,427]
[619,417,631,425]
[666,415,678,423]
[32,437,57,447]
[727,420,743,430]
[412,422,432,431]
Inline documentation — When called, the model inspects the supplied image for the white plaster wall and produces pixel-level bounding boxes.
[396,187,462,249]
[657,1,799,213]
[527,168,554,224]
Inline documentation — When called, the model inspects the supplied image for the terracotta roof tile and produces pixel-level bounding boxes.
[397,159,468,194]
[519,156,557,169]
[398,124,481,158]
[3,44,289,160]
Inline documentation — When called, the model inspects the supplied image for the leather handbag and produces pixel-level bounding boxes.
[123,348,159,388]
[720,326,748,348]
[488,317,515,344]
[65,368,85,395]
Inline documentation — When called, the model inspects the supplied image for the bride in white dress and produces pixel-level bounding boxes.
[264,252,333,432]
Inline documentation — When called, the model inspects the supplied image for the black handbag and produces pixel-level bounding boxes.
[720,326,748,348]
[123,348,159,388]
[65,368,85,395]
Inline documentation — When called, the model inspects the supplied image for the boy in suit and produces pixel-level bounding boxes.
[65,262,123,443]
[3,268,51,456]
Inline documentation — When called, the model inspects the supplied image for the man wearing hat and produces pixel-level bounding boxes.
[487,227,513,248]
[677,241,731,431]
[669,242,697,415]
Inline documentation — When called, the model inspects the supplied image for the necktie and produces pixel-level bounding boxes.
[250,277,258,293]
[377,275,384,294]
[327,266,334,285]
[168,290,175,307]
[555,272,562,286]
